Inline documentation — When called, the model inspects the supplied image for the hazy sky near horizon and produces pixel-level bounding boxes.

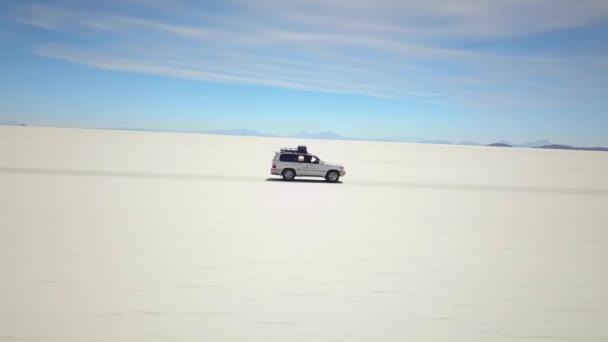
[1,0,607,145]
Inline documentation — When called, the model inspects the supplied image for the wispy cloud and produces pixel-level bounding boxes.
[12,1,608,110]
[14,3,74,30]
[33,44,400,98]
[234,0,608,39]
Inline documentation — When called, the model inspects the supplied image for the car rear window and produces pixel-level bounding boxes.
[279,153,297,162]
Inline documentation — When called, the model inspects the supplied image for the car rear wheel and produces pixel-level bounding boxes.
[326,170,340,183]
[282,169,295,181]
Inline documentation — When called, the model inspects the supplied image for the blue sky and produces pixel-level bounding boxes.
[1,0,607,145]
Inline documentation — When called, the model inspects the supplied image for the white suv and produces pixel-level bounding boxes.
[270,146,346,182]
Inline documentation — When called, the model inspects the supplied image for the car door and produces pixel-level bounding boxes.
[278,153,298,172]
[308,156,324,176]
[296,155,323,176]
[295,154,313,176]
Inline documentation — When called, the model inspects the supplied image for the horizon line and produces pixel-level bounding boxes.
[2,122,607,151]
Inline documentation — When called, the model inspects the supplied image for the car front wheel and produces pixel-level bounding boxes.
[326,170,340,183]
[282,169,295,181]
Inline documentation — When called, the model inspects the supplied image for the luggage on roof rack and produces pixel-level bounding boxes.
[280,145,308,153]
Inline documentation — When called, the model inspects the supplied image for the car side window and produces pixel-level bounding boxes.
[279,154,297,162]
[297,155,305,162]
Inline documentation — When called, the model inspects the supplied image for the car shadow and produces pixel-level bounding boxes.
[265,178,343,184]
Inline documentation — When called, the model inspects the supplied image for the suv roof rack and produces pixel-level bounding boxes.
[281,145,308,153]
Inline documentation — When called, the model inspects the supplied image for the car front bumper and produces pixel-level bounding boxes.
[340,170,346,177]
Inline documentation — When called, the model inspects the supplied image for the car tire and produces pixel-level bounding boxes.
[326,170,340,183]
[282,168,296,181]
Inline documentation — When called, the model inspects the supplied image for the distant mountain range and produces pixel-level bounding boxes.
[180,129,608,152]
[536,144,608,152]
[3,122,607,152]
[484,141,608,151]
[488,143,608,152]
[0,120,27,126]
[487,143,513,147]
